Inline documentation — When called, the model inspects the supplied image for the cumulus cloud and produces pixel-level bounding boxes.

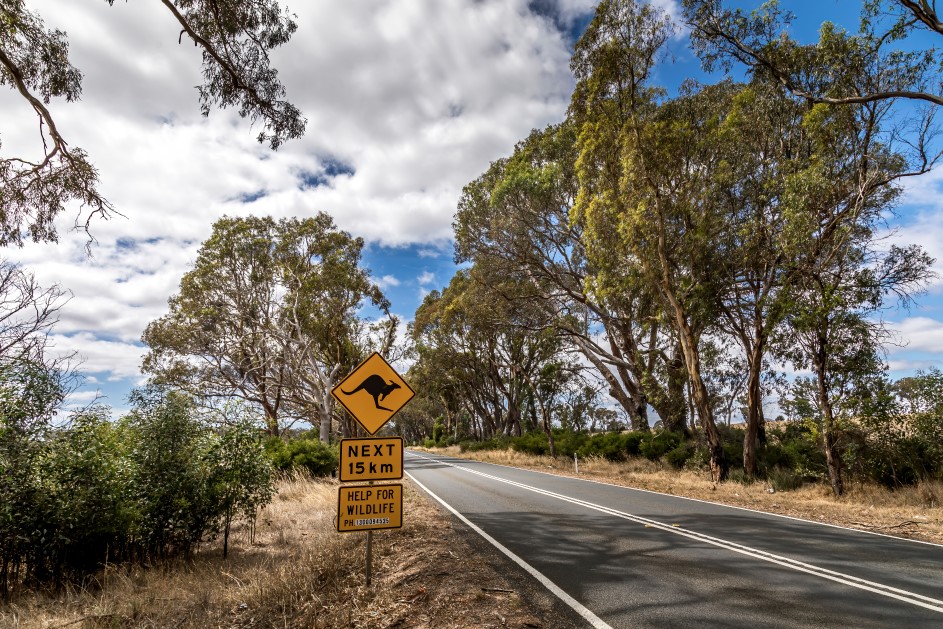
[417,271,436,286]
[1,0,602,387]
[376,275,402,290]
[48,332,146,381]
[892,317,943,354]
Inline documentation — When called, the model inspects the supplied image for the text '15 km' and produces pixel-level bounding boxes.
[339,437,404,482]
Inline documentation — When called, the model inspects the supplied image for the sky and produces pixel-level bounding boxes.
[2,0,942,417]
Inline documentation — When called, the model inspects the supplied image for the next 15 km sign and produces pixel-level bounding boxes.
[339,437,403,482]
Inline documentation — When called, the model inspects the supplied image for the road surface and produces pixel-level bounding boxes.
[404,450,943,628]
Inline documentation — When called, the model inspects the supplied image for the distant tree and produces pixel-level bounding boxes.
[142,214,385,437]
[0,0,305,246]
[411,269,571,440]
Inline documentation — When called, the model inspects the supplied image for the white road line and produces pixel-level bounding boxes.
[439,452,943,549]
[405,470,613,629]
[407,451,943,615]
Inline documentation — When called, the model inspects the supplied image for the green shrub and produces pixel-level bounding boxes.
[127,388,220,559]
[432,418,446,444]
[265,436,337,477]
[639,431,682,461]
[665,441,696,468]
[576,431,647,461]
[768,467,804,491]
[459,438,508,452]
[1,381,276,594]
[510,432,549,456]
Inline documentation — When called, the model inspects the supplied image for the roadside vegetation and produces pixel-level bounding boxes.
[4,0,943,622]
[1,475,546,628]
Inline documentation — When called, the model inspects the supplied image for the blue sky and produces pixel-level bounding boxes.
[2,0,942,416]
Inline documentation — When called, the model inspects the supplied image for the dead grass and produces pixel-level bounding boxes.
[0,474,545,628]
[433,446,943,545]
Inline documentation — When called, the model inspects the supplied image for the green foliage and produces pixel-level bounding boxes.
[510,432,551,456]
[0,380,276,594]
[639,431,683,461]
[431,417,446,445]
[576,431,644,461]
[458,438,510,453]
[264,436,338,477]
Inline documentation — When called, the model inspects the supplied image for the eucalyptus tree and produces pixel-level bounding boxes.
[411,269,570,440]
[274,214,388,441]
[0,0,305,246]
[142,214,385,437]
[568,0,736,479]
[685,1,943,110]
[455,120,687,432]
[766,82,936,493]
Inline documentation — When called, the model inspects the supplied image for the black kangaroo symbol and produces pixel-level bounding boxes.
[342,374,401,412]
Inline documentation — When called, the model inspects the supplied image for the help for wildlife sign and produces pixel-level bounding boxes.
[331,352,415,435]
[337,484,403,532]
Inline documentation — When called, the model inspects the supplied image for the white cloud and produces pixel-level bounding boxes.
[49,332,146,382]
[892,317,943,354]
[376,275,402,290]
[417,271,436,286]
[1,0,596,386]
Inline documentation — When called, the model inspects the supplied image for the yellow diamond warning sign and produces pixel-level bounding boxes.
[332,352,414,435]
[337,484,403,532]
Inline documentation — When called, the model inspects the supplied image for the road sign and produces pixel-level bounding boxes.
[337,484,403,532]
[332,352,415,435]
[340,437,404,482]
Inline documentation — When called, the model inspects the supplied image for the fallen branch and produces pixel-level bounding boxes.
[482,587,516,594]
[851,520,922,530]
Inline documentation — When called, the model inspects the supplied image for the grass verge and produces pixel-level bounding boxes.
[1,474,545,628]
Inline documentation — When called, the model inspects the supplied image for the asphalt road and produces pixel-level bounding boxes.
[404,450,943,628]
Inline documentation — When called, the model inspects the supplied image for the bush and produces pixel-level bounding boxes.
[575,431,647,461]
[1,380,277,594]
[767,467,804,491]
[265,436,337,477]
[459,438,508,452]
[510,432,549,456]
[664,441,696,469]
[639,431,683,461]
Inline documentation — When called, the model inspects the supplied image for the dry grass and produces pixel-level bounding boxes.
[434,446,943,545]
[0,474,545,628]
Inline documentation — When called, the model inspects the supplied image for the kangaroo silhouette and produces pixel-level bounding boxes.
[342,374,401,412]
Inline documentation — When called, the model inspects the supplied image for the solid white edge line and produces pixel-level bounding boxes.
[404,470,613,629]
[407,450,943,549]
[408,451,943,615]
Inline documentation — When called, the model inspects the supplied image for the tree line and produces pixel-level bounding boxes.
[404,0,943,496]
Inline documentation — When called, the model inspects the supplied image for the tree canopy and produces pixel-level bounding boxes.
[0,0,305,246]
[142,213,384,437]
